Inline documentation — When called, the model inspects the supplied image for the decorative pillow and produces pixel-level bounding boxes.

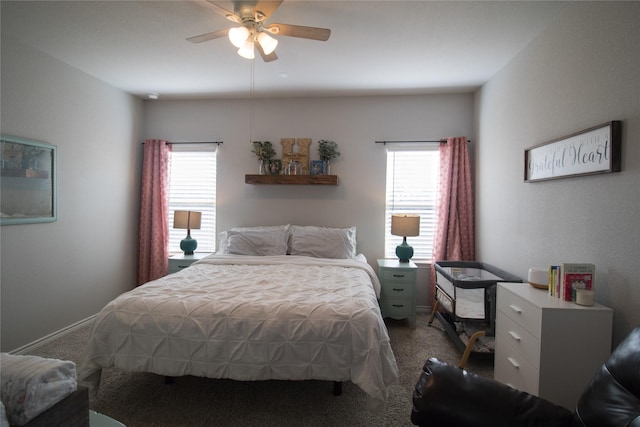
[216,225,290,254]
[288,225,357,259]
[224,228,289,256]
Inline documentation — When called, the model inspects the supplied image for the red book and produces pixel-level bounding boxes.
[562,263,595,302]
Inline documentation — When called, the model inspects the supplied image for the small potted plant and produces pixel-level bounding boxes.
[317,140,340,175]
[251,141,276,174]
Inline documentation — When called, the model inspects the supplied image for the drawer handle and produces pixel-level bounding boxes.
[509,304,523,314]
[392,288,405,292]
[507,357,520,369]
[392,274,405,278]
[508,331,521,341]
[392,304,405,308]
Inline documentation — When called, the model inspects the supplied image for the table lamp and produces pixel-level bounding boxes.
[391,214,420,262]
[173,210,201,255]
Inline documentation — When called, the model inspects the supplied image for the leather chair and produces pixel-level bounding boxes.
[411,326,640,427]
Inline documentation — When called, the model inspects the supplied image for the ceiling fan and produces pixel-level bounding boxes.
[187,0,331,62]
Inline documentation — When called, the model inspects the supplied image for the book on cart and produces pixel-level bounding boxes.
[561,263,595,302]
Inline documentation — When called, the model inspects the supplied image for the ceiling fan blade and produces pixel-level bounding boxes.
[266,23,331,41]
[206,0,241,23]
[255,0,283,21]
[256,41,278,62]
[187,28,230,44]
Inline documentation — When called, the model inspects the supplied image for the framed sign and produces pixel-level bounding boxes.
[1,135,57,225]
[524,121,621,182]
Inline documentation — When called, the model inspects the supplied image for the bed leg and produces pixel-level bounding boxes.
[164,376,175,385]
[333,381,342,396]
[428,300,440,326]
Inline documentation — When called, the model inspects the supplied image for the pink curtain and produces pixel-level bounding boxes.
[137,139,171,285]
[431,136,475,302]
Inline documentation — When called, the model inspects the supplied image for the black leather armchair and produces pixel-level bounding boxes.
[411,326,640,427]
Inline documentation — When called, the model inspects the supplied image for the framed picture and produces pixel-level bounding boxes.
[1,135,57,225]
[524,121,621,182]
[310,160,324,175]
[268,159,282,175]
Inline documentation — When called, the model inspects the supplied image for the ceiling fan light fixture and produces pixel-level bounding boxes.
[229,26,250,48]
[257,32,278,55]
[238,40,255,59]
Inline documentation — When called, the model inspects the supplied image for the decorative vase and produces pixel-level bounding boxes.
[323,160,331,175]
[259,159,268,175]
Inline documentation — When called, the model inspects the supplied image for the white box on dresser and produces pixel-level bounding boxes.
[494,282,613,410]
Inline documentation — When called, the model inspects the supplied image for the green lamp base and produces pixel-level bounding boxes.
[180,234,198,255]
[395,238,414,263]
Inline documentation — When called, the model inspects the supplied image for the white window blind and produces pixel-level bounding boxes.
[167,144,217,253]
[385,147,440,260]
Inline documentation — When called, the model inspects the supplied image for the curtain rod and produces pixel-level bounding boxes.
[375,139,471,145]
[169,141,223,145]
[142,141,223,145]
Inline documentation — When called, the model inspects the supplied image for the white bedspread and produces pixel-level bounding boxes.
[79,255,398,411]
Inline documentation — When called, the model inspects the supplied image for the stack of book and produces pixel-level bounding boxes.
[548,263,595,302]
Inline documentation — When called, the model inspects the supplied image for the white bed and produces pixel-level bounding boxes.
[79,226,399,412]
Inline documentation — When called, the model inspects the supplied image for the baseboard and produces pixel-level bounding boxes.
[416,305,432,313]
[12,314,96,355]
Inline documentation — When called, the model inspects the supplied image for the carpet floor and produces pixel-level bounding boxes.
[29,312,494,426]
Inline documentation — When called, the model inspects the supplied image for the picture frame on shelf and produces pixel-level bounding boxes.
[1,135,57,225]
[268,159,281,175]
[310,160,324,175]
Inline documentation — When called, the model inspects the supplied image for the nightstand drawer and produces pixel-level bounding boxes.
[168,253,211,275]
[381,282,414,299]
[382,268,416,283]
[168,262,192,274]
[498,286,542,337]
[380,297,413,316]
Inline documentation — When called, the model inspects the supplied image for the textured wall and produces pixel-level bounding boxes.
[475,2,640,346]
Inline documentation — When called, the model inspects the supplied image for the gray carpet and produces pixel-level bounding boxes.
[29,313,493,426]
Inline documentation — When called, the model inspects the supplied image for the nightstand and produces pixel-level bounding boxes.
[377,259,418,328]
[168,253,211,274]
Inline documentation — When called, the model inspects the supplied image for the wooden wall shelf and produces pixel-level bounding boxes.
[245,174,338,185]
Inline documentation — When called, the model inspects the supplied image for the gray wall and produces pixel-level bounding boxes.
[144,94,474,311]
[475,2,640,346]
[0,37,144,351]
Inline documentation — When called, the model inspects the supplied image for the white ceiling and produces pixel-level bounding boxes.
[1,1,569,100]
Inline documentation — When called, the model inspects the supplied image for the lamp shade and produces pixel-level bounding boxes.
[173,211,201,230]
[257,32,278,55]
[237,40,255,59]
[229,26,250,48]
[391,214,420,237]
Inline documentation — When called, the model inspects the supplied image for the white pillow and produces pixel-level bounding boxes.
[288,225,357,259]
[217,225,289,254]
[225,228,289,256]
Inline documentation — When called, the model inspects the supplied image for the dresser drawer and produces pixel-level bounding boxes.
[382,268,416,283]
[380,297,413,316]
[496,310,541,367]
[498,286,542,337]
[494,340,540,396]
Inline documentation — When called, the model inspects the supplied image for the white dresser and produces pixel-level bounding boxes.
[494,282,613,410]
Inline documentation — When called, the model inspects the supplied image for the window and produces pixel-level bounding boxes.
[167,144,217,253]
[384,147,439,260]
